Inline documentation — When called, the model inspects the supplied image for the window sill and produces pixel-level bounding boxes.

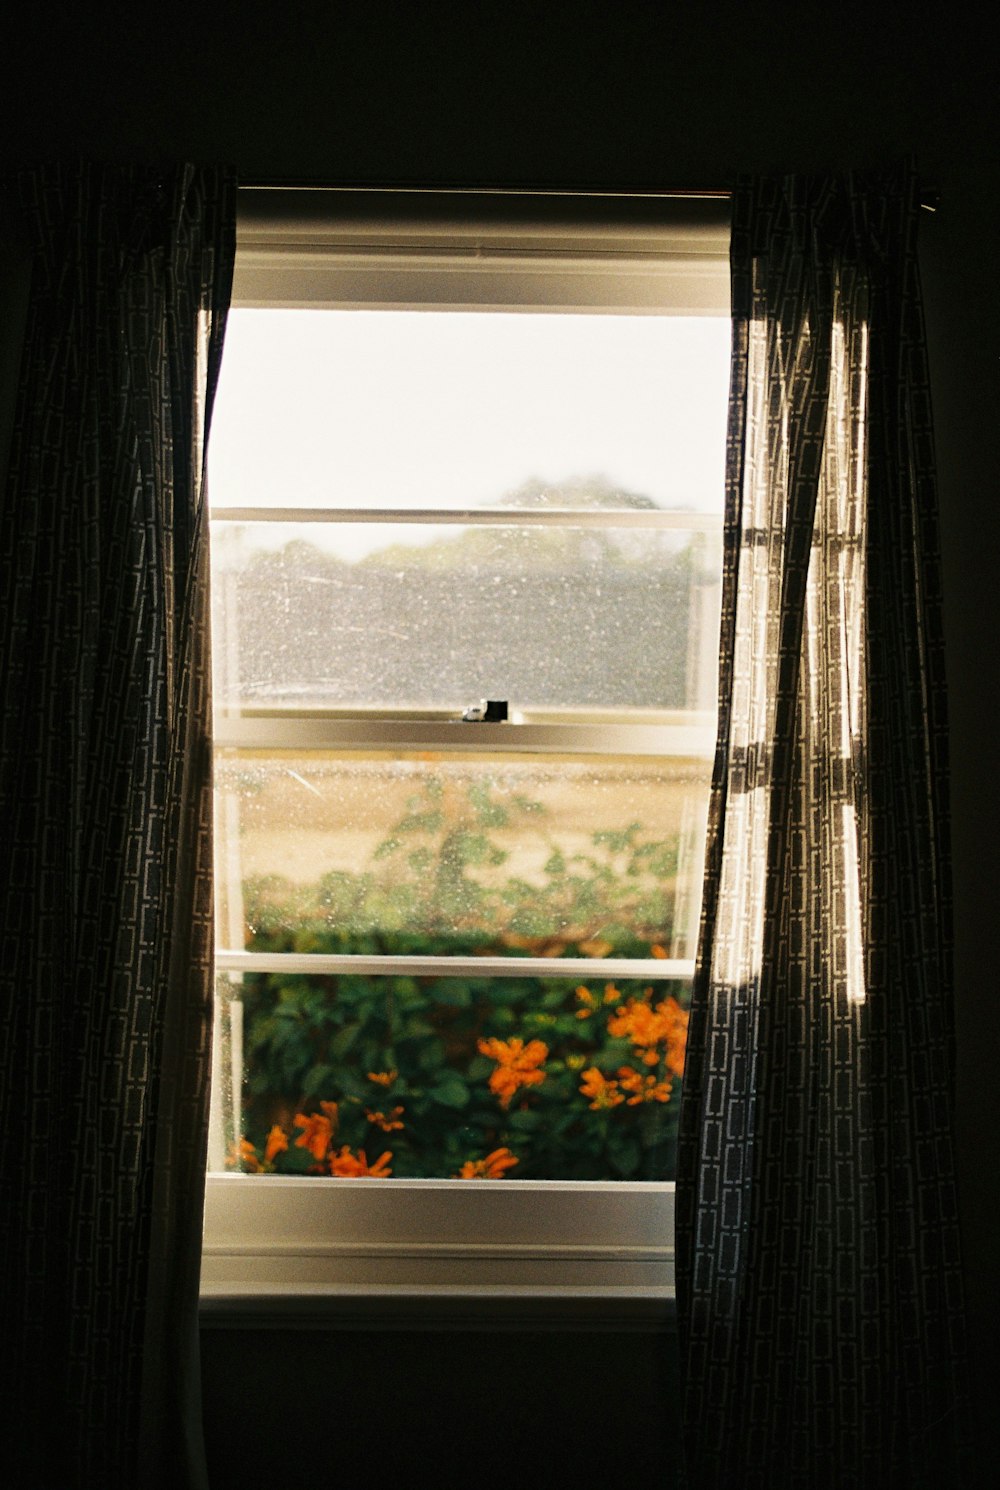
[199,1281,675,1333]
[200,1174,675,1330]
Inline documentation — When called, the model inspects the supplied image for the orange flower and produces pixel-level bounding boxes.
[458,1147,520,1179]
[660,996,689,1077]
[574,985,595,1019]
[607,993,688,1077]
[367,1069,398,1088]
[225,1137,261,1172]
[293,1100,339,1163]
[328,1146,393,1178]
[478,1036,548,1108]
[264,1124,289,1164]
[579,1067,624,1110]
[650,943,668,959]
[608,995,663,1047]
[617,1065,672,1106]
[365,1105,405,1132]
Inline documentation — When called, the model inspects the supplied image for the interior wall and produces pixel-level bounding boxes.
[2,1,996,1476]
[200,1324,682,1490]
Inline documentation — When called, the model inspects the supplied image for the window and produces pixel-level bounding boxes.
[200,191,729,1317]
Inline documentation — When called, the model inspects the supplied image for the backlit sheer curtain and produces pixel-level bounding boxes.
[676,166,973,1489]
[0,163,234,1490]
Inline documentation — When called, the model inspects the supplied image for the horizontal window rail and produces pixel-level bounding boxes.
[215,951,695,980]
[231,253,729,315]
[212,716,716,755]
[210,505,724,528]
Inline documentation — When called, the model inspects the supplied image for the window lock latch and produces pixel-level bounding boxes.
[461,699,508,722]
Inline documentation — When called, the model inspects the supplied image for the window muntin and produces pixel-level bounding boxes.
[202,195,728,1296]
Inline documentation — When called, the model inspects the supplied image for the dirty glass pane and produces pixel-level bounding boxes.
[211,520,722,713]
[209,964,691,1181]
[214,748,711,960]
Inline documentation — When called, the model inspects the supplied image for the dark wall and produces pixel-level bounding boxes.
[0,3,958,185]
[200,1324,682,1490]
[3,1,997,1477]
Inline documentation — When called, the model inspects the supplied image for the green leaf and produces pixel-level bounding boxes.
[302,1063,336,1097]
[402,1015,435,1039]
[541,986,571,1010]
[330,1022,361,1058]
[429,1075,470,1109]
[608,1133,641,1177]
[433,980,472,1008]
[416,1038,447,1072]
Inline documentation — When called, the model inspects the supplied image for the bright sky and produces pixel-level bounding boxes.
[208,309,730,525]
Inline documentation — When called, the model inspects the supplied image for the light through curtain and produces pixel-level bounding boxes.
[0,163,234,1490]
[676,167,973,1490]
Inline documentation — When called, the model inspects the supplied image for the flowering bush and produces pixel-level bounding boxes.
[224,776,690,1181]
[225,953,688,1181]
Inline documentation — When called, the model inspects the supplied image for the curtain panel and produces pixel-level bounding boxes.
[0,163,234,1490]
[676,165,972,1489]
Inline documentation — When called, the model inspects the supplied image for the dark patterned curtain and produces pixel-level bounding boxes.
[676,166,973,1490]
[0,163,234,1490]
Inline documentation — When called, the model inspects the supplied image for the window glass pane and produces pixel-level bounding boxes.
[208,310,729,514]
[211,520,722,712]
[210,968,690,1182]
[215,748,710,959]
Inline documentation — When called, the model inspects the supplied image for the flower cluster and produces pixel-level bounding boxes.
[606,991,688,1076]
[574,985,688,1110]
[617,1067,672,1104]
[364,1105,405,1132]
[367,1069,398,1087]
[294,1101,340,1162]
[226,1095,395,1178]
[574,982,624,1019]
[578,1062,674,1110]
[456,1147,520,1179]
[477,1036,549,1109]
[226,1137,263,1171]
[579,1066,625,1109]
[328,1146,393,1177]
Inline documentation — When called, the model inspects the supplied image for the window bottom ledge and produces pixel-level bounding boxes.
[199,1281,676,1333]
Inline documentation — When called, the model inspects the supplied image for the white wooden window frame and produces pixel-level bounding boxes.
[200,189,729,1329]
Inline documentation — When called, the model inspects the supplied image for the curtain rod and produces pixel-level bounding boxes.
[238,182,939,211]
[239,183,728,199]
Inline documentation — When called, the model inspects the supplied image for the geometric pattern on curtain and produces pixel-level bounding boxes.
[0,162,234,1490]
[675,164,974,1490]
